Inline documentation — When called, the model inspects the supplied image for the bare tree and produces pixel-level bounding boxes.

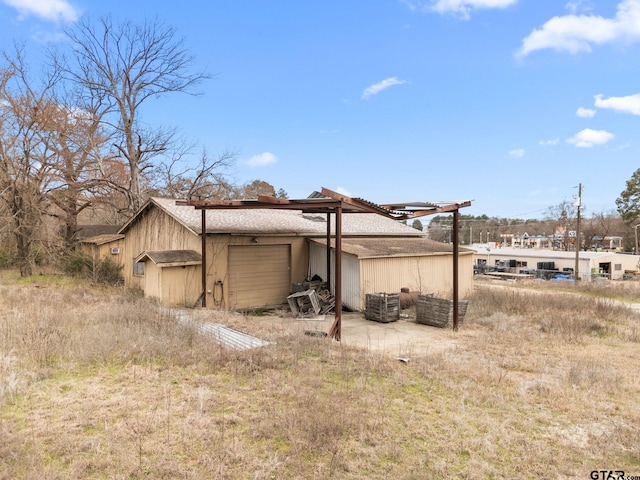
[53,16,210,215]
[152,148,236,199]
[0,50,57,275]
[38,99,109,247]
[545,199,578,251]
[232,180,288,200]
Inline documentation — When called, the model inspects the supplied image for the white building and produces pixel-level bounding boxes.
[471,245,639,281]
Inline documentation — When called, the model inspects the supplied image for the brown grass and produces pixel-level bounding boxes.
[1,273,639,479]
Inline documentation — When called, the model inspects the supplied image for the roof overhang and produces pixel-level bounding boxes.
[135,249,202,267]
[79,234,125,245]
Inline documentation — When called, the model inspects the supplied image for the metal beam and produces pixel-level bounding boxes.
[328,205,343,341]
[452,210,459,331]
[326,211,331,293]
[201,209,207,308]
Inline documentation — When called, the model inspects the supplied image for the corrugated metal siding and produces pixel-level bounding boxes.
[164,308,272,350]
[308,241,328,283]
[308,241,361,311]
[342,253,361,311]
[196,323,272,350]
[359,253,474,309]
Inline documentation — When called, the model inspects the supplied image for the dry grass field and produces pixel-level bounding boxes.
[1,271,639,479]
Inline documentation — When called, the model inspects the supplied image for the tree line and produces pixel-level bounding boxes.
[0,16,285,276]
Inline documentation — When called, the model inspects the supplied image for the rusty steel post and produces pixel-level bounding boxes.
[326,211,331,288]
[201,208,207,307]
[328,205,342,341]
[452,209,459,331]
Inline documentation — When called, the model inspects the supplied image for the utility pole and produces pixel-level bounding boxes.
[574,183,582,280]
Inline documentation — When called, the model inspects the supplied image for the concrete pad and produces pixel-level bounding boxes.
[289,312,460,358]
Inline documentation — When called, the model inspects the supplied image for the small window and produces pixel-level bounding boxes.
[615,264,622,271]
[133,259,145,276]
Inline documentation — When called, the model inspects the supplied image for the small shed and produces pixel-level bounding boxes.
[135,250,202,306]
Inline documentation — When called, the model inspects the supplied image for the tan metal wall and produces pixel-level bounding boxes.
[204,235,308,310]
[359,252,474,309]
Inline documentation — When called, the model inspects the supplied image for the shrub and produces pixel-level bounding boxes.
[0,242,17,268]
[63,251,123,285]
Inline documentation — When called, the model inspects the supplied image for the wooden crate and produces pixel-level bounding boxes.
[416,294,468,328]
[287,289,321,316]
[365,293,400,323]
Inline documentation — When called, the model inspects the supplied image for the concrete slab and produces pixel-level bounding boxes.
[287,312,461,357]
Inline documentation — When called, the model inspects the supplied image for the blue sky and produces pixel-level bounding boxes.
[2,0,640,219]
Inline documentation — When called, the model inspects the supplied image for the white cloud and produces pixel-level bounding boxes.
[614,141,631,151]
[361,77,406,100]
[246,152,277,167]
[2,0,79,23]
[31,30,66,43]
[566,128,614,147]
[335,186,353,197]
[517,0,640,57]
[539,138,560,146]
[401,0,517,19]
[319,129,339,134]
[595,93,640,115]
[576,107,596,118]
[430,0,517,19]
[565,0,592,15]
[509,148,525,158]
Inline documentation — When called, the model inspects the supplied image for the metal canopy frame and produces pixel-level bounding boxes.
[176,187,471,340]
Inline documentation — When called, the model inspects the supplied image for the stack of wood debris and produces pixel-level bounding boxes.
[287,279,335,317]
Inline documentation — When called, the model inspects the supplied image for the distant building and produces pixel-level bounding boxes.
[471,246,639,281]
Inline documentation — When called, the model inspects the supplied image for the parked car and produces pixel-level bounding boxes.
[550,273,574,282]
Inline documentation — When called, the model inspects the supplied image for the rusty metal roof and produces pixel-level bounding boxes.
[179,187,471,220]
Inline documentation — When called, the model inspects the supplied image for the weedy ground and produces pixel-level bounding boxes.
[0,271,639,479]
